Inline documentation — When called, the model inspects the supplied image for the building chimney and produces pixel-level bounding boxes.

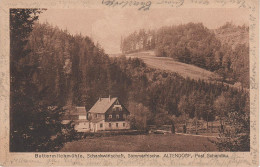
[109,95,111,102]
[99,97,101,102]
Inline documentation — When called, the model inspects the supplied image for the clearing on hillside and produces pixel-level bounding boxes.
[125,51,219,81]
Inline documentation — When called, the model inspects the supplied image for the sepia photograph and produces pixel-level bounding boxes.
[0,0,259,165]
[8,7,252,153]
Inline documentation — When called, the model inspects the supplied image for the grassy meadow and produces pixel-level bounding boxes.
[125,51,218,81]
[60,134,218,152]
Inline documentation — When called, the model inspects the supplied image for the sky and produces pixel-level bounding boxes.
[38,8,248,54]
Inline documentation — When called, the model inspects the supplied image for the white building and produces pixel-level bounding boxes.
[73,96,130,132]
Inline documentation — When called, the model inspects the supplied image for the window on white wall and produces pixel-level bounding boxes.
[109,123,112,127]
[116,114,119,119]
[100,123,103,128]
[116,123,118,127]
[123,123,125,127]
[109,115,112,119]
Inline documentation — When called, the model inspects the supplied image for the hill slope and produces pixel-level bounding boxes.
[121,22,249,88]
[125,51,219,81]
[124,51,247,90]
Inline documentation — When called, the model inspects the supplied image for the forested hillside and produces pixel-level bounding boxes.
[27,23,126,107]
[214,22,249,49]
[26,23,249,126]
[120,22,249,88]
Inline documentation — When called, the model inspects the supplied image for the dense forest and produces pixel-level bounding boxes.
[10,9,249,152]
[120,23,249,88]
[27,22,249,121]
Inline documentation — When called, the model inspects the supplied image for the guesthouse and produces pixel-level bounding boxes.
[73,96,130,132]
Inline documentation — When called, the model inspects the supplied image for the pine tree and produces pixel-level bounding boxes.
[10,9,73,152]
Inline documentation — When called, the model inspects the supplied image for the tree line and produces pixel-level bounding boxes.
[120,22,249,88]
[10,9,249,151]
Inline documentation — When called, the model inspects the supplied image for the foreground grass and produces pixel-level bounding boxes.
[60,134,218,152]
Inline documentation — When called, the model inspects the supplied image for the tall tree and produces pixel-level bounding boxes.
[10,8,43,151]
[10,9,72,152]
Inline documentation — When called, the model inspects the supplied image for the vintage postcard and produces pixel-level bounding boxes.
[0,0,259,166]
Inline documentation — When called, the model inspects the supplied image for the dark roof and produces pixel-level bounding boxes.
[76,107,86,114]
[69,106,86,115]
[89,97,117,114]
